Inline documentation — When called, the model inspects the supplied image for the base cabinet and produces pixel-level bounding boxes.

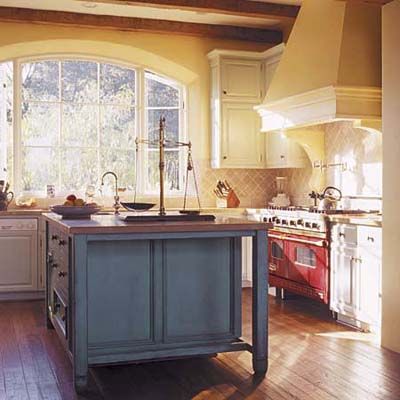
[0,217,42,300]
[330,223,382,331]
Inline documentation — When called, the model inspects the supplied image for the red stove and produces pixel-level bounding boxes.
[253,207,330,303]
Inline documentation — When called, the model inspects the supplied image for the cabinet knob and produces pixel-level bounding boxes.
[51,263,58,269]
[51,234,58,241]
[223,156,227,160]
[58,271,67,278]
[367,236,375,242]
[58,239,66,246]
[339,232,345,238]
[223,90,227,95]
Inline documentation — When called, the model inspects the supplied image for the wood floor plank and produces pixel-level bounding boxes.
[1,293,400,400]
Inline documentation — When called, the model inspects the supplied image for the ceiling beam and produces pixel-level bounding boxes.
[0,7,283,43]
[75,0,300,20]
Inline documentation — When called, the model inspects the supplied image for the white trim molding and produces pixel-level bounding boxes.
[255,85,382,132]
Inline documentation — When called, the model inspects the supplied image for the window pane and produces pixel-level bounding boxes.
[147,150,180,192]
[145,72,179,107]
[100,64,135,105]
[22,61,59,102]
[62,60,97,103]
[147,109,179,148]
[60,148,98,191]
[100,105,135,148]
[100,149,136,189]
[62,104,97,147]
[21,103,59,146]
[22,147,58,191]
[0,62,13,181]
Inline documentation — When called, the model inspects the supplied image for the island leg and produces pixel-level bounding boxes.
[252,229,268,375]
[73,236,89,393]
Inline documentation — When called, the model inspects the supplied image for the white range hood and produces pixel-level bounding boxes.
[256,0,382,132]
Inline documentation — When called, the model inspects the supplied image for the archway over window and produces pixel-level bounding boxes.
[0,54,188,196]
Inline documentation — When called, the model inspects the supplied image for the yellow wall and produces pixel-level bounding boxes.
[382,0,400,354]
[0,21,269,164]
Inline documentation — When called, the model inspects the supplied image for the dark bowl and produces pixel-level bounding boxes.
[121,202,156,212]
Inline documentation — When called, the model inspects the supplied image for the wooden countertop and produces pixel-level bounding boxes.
[43,213,272,235]
[327,214,382,228]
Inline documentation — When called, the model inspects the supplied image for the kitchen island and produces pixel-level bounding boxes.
[43,213,270,392]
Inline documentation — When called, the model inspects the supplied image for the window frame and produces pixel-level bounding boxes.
[8,54,187,197]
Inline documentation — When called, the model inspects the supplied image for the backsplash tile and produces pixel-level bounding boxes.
[287,121,382,208]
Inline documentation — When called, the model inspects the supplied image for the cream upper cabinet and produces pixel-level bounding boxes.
[221,102,264,168]
[208,49,265,169]
[265,131,309,169]
[220,58,263,102]
[208,45,307,169]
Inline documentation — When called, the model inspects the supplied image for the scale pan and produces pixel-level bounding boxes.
[121,202,156,211]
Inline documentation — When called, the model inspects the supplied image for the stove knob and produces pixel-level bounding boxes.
[297,219,304,226]
[312,223,320,230]
[275,218,281,224]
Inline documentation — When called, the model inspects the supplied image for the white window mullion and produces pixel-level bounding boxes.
[13,60,22,194]
[137,68,145,195]
[97,62,101,185]
[58,60,62,193]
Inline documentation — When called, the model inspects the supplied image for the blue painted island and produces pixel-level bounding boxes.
[44,213,270,392]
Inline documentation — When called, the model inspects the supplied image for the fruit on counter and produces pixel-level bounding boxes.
[74,198,85,206]
[66,194,77,202]
[63,195,88,207]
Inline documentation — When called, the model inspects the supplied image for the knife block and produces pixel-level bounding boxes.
[216,189,240,208]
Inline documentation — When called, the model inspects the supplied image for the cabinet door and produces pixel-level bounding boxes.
[265,131,308,168]
[330,245,359,317]
[221,59,262,102]
[266,131,288,168]
[221,102,264,168]
[357,227,382,326]
[0,233,38,291]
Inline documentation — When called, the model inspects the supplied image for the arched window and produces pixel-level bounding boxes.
[0,57,186,196]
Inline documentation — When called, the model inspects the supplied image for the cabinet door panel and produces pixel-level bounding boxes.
[330,245,358,316]
[221,59,261,101]
[357,226,381,325]
[164,238,240,341]
[87,240,154,346]
[265,131,308,169]
[221,102,263,168]
[0,234,37,291]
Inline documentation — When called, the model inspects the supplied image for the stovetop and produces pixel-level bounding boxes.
[247,206,380,235]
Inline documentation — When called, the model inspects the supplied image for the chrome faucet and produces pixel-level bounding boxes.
[101,171,121,215]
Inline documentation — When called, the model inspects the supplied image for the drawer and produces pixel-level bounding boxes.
[358,226,382,250]
[331,224,358,246]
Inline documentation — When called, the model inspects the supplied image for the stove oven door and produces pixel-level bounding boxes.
[286,235,328,291]
[268,233,287,278]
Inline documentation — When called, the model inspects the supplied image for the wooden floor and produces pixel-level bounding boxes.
[1,290,399,400]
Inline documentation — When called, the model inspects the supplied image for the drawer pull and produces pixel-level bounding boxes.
[367,236,375,242]
[58,239,66,246]
[58,271,67,278]
[339,232,345,238]
[51,234,58,241]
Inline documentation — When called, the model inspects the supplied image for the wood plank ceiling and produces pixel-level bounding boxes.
[0,0,303,44]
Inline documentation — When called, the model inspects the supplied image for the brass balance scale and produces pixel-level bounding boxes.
[120,117,215,222]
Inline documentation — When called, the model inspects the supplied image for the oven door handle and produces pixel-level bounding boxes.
[269,233,327,248]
